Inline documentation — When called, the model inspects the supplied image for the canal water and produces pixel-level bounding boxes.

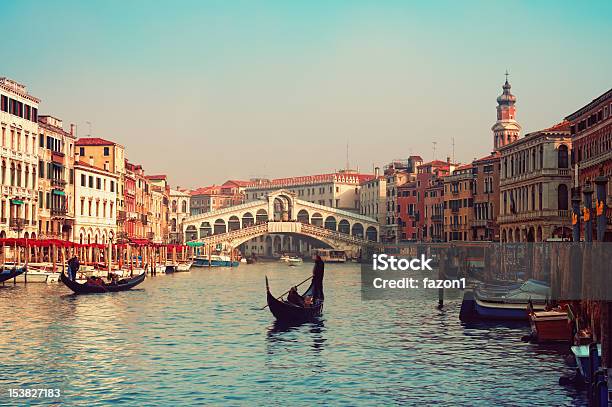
[0,262,586,406]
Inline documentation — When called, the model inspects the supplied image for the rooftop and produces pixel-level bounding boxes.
[76,137,117,146]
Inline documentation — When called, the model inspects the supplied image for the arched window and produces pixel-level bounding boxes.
[558,145,568,168]
[558,184,568,210]
[181,200,187,213]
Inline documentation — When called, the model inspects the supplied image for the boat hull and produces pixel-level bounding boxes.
[60,272,145,294]
[529,311,571,342]
[0,266,27,283]
[193,258,239,267]
[474,296,546,320]
[267,290,323,323]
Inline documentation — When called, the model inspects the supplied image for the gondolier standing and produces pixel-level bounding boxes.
[312,255,324,300]
[67,255,80,281]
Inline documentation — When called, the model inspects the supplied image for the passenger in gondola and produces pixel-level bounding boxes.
[287,286,305,307]
[312,255,324,300]
[67,256,80,281]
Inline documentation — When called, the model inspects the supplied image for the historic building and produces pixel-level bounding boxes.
[147,175,170,244]
[37,115,76,240]
[498,122,572,242]
[190,180,247,216]
[75,137,126,239]
[443,164,474,241]
[416,159,453,241]
[73,160,118,244]
[396,181,418,241]
[566,88,612,241]
[382,156,422,243]
[244,170,372,213]
[423,177,445,242]
[359,167,386,227]
[169,188,190,244]
[0,77,40,238]
[492,74,521,150]
[123,160,150,242]
[471,152,500,241]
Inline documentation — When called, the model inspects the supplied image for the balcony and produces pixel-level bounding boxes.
[51,151,65,164]
[471,219,488,228]
[0,217,5,224]
[51,208,67,217]
[117,210,127,222]
[51,178,67,188]
[451,206,459,213]
[147,232,155,240]
[431,214,443,222]
[450,224,460,231]
[498,209,571,224]
[9,218,25,230]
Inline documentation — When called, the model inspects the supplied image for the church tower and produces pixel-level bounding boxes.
[492,72,521,150]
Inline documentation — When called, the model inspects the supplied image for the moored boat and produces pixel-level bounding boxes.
[265,277,323,323]
[528,304,571,343]
[176,262,193,272]
[60,270,146,294]
[194,254,239,267]
[0,265,27,284]
[287,256,303,266]
[15,266,60,283]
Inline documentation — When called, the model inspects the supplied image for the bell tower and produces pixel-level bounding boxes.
[492,71,521,150]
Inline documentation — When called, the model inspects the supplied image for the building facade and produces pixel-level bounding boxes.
[471,153,500,241]
[147,175,170,244]
[423,178,445,242]
[382,157,422,242]
[73,160,118,244]
[169,188,190,244]
[359,167,386,227]
[498,122,572,242]
[0,77,40,238]
[37,115,76,240]
[567,88,612,241]
[443,164,474,241]
[190,180,247,216]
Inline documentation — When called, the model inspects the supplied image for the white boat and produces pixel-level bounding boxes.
[155,264,167,274]
[279,255,290,262]
[14,266,60,283]
[176,262,192,272]
[287,257,303,266]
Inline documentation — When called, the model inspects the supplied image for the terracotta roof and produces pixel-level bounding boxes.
[146,175,167,180]
[223,180,250,187]
[472,151,501,164]
[542,120,570,133]
[455,163,473,171]
[76,137,116,146]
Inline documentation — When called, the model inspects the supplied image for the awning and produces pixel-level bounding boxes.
[11,199,24,205]
[52,190,66,196]
[187,241,204,247]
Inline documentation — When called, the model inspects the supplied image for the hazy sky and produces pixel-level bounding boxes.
[3,1,611,188]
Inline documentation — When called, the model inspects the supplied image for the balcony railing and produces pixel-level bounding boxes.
[498,209,571,224]
[51,208,67,217]
[147,232,155,240]
[51,178,67,188]
[9,218,25,230]
[430,214,443,222]
[471,219,488,227]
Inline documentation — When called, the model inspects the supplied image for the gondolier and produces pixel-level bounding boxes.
[67,256,80,281]
[312,255,324,300]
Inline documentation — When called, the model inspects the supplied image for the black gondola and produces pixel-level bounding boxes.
[60,271,145,294]
[0,266,27,284]
[266,277,323,323]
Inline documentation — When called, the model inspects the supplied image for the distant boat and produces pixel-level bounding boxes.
[194,254,239,268]
[13,264,59,283]
[312,249,346,263]
[287,256,303,266]
[279,255,290,262]
[176,262,193,272]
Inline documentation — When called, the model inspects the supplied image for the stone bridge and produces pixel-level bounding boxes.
[182,189,380,251]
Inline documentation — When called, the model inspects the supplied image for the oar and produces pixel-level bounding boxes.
[260,275,312,310]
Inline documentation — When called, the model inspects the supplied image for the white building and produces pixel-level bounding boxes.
[169,188,190,244]
[359,167,387,226]
[0,77,40,238]
[73,160,118,244]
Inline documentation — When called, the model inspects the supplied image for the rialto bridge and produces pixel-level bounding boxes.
[182,190,380,258]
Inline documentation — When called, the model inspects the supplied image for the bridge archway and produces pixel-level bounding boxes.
[256,209,268,224]
[228,216,241,231]
[186,225,197,241]
[338,219,350,234]
[352,222,364,238]
[311,213,323,227]
[242,212,254,228]
[366,226,378,242]
[297,209,309,224]
[324,216,337,231]
[200,222,212,238]
[214,219,226,235]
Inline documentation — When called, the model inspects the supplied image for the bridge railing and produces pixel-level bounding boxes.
[197,222,268,245]
[300,223,379,246]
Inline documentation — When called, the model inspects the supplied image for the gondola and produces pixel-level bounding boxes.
[60,271,146,294]
[266,276,323,323]
[0,266,27,284]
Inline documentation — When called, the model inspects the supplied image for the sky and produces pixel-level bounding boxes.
[2,0,611,188]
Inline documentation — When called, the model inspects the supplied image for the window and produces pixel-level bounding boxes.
[110,180,115,192]
[558,184,568,211]
[88,176,93,188]
[81,174,86,186]
[96,177,101,189]
[79,147,84,156]
[103,147,109,156]
[558,145,569,169]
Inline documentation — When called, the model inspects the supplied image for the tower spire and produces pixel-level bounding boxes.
[492,71,521,151]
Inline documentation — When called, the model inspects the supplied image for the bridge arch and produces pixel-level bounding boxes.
[324,216,337,231]
[297,209,309,224]
[186,225,197,241]
[228,216,241,231]
[256,209,268,224]
[352,222,364,238]
[214,219,226,234]
[366,226,378,241]
[338,219,350,234]
[200,221,212,238]
[311,212,323,227]
[242,212,254,228]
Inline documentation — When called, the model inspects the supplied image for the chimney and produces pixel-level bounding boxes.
[89,157,94,166]
[446,156,450,164]
[374,167,380,178]
[70,124,76,137]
